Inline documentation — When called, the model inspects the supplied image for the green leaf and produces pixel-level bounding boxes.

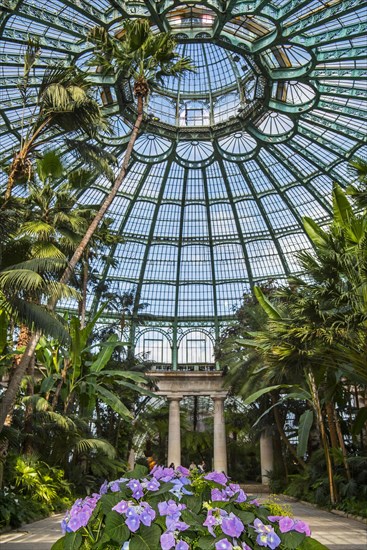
[352,407,367,436]
[91,383,132,419]
[297,409,313,457]
[104,511,130,543]
[303,217,328,247]
[40,374,57,394]
[36,150,63,182]
[124,464,149,479]
[63,532,82,550]
[254,286,282,320]
[196,536,216,549]
[89,334,119,373]
[332,183,353,227]
[183,494,202,514]
[100,492,126,515]
[0,309,8,353]
[50,537,65,550]
[130,524,161,550]
[281,530,306,549]
[236,510,255,524]
[243,385,285,405]
[299,536,329,550]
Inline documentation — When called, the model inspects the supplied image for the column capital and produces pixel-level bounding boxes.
[166,394,182,401]
[211,392,228,401]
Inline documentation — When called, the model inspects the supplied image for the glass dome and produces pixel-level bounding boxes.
[1,0,366,327]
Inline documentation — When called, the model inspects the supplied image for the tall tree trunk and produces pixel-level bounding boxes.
[0,95,145,433]
[334,407,351,481]
[79,256,89,329]
[0,330,41,430]
[23,354,35,455]
[307,370,338,504]
[271,394,307,470]
[50,358,70,411]
[325,401,339,449]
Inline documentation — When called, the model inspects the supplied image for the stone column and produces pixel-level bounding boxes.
[213,395,227,473]
[260,431,273,485]
[167,396,181,468]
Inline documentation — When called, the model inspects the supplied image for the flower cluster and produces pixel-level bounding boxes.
[112,499,155,531]
[54,467,316,550]
[61,493,100,533]
[268,515,311,536]
[158,499,189,549]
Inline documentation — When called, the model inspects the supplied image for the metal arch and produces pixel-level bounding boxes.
[89,160,152,317]
[202,166,219,338]
[131,160,172,319]
[173,166,189,322]
[266,145,334,216]
[216,156,255,288]
[282,0,365,40]
[135,326,173,346]
[236,161,291,277]
[177,326,216,347]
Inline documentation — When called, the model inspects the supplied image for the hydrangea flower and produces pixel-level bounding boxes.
[204,471,228,486]
[253,519,281,550]
[127,479,144,500]
[278,516,295,533]
[170,477,193,499]
[221,512,244,538]
[112,500,155,532]
[61,494,101,533]
[215,539,233,550]
[151,466,176,482]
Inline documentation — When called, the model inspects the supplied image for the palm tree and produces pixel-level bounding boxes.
[2,41,108,204]
[0,19,194,433]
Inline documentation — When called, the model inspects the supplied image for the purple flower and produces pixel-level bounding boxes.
[279,516,295,533]
[153,466,176,482]
[67,515,83,532]
[242,545,252,550]
[211,488,228,501]
[215,539,233,550]
[221,512,244,538]
[176,541,189,550]
[127,479,144,500]
[250,498,260,507]
[203,509,220,536]
[204,471,228,486]
[145,477,160,491]
[256,530,281,549]
[294,520,311,536]
[176,465,190,476]
[268,516,282,522]
[99,480,108,494]
[109,481,121,492]
[125,509,140,532]
[112,500,129,514]
[161,532,176,550]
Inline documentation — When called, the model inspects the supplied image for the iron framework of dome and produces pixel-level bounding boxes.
[1,0,367,355]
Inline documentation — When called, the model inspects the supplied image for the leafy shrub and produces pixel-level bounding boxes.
[52,466,328,550]
[0,453,73,529]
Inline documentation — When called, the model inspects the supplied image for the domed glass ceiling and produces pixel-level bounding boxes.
[1,0,366,326]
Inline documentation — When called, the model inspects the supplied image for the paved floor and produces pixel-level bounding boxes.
[0,499,365,549]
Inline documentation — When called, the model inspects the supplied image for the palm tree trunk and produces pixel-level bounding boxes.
[0,330,41,431]
[333,407,351,481]
[58,94,144,288]
[80,257,89,329]
[271,396,307,470]
[325,401,339,449]
[0,95,145,433]
[307,370,338,504]
[23,355,35,454]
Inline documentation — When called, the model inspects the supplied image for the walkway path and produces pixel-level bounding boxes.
[0,499,365,549]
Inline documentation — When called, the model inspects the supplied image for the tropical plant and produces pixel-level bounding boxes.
[1,40,108,204]
[0,20,194,432]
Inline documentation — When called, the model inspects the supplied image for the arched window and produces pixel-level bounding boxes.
[135,330,171,364]
[178,330,214,365]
